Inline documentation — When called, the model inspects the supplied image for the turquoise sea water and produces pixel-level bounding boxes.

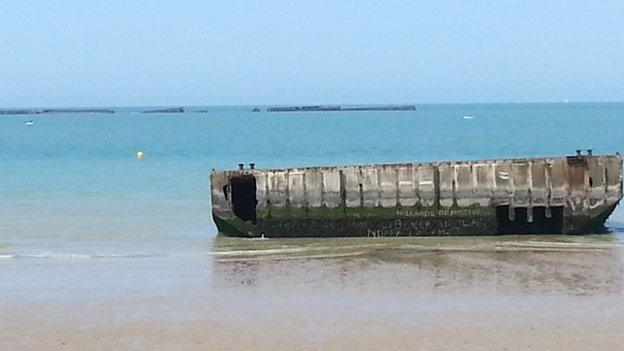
[1,103,624,258]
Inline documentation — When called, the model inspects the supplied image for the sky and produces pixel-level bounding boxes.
[1,0,623,107]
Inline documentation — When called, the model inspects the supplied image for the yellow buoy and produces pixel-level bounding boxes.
[136,151,144,159]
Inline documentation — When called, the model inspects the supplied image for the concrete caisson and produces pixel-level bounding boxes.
[211,153,622,237]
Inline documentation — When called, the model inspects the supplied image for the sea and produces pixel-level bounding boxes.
[2,103,624,259]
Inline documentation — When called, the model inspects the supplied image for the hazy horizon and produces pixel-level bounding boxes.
[2,1,623,107]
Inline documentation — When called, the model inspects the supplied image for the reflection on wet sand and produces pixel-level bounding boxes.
[211,235,624,296]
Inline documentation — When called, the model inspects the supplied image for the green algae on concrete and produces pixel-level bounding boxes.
[258,204,494,220]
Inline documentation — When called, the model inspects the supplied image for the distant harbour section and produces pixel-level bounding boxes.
[0,108,114,115]
[141,107,184,113]
[0,105,416,115]
[265,104,416,112]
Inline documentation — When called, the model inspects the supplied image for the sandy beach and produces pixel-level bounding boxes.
[2,236,623,350]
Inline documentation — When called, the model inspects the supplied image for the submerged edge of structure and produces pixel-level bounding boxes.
[210,152,623,237]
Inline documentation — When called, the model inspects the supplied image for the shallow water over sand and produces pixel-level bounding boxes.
[2,235,624,350]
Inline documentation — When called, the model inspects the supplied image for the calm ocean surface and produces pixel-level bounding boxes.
[2,103,624,258]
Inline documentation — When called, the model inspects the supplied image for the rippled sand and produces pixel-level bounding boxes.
[2,235,624,350]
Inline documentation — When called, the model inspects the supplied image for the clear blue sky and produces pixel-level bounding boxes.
[1,1,623,107]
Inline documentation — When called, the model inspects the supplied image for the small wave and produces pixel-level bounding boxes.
[3,238,622,261]
[214,251,368,262]
[208,243,393,258]
[505,241,624,249]
[0,251,165,260]
[0,249,317,260]
[210,247,309,257]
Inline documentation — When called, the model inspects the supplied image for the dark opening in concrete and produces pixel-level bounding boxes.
[496,206,563,234]
[230,175,257,224]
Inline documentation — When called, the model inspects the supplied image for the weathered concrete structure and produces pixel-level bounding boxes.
[211,152,622,237]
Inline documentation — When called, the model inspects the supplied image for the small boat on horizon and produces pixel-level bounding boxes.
[25,120,35,126]
[463,114,474,119]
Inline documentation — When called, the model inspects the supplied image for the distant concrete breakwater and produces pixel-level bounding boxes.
[0,108,115,115]
[265,105,416,112]
[1,105,417,115]
[141,107,184,113]
[0,107,185,115]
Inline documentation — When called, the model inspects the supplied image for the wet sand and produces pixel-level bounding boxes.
[2,235,624,350]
